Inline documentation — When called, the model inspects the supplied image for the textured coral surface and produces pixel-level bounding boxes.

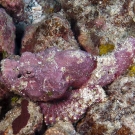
[0,0,25,22]
[60,0,135,54]
[1,0,135,134]
[0,99,43,135]
[45,121,79,135]
[0,8,15,55]
[21,12,79,53]
[77,74,135,134]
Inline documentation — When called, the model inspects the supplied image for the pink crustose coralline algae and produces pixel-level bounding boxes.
[0,0,25,22]
[0,8,15,55]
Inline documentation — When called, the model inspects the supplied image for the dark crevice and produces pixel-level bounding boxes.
[17,74,22,78]
[14,22,26,55]
[0,96,12,120]
[0,4,4,9]
[0,52,4,61]
[34,119,47,135]
[70,19,80,41]
[69,19,86,51]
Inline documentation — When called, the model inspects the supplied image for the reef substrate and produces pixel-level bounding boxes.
[0,0,135,135]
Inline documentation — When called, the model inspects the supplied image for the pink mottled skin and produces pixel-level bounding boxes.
[1,47,96,101]
[39,84,105,125]
[1,38,135,125]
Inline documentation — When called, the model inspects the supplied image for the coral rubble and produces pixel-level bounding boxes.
[24,0,61,24]
[0,0,25,22]
[0,8,15,56]
[60,0,135,54]
[0,8,16,100]
[0,99,43,135]
[1,0,135,134]
[37,0,61,15]
[88,38,135,87]
[21,12,79,53]
[77,74,135,134]
[45,121,79,135]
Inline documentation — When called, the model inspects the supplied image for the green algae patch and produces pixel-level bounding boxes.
[99,43,115,55]
[128,64,135,76]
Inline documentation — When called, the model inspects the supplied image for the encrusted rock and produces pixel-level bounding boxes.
[128,0,135,22]
[77,74,135,134]
[0,8,15,57]
[45,121,79,135]
[0,0,25,22]
[1,0,135,134]
[0,82,10,100]
[88,38,135,87]
[60,0,135,54]
[37,0,61,15]
[24,0,45,24]
[24,0,61,24]
[0,99,43,135]
[21,12,79,53]
[76,114,108,135]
